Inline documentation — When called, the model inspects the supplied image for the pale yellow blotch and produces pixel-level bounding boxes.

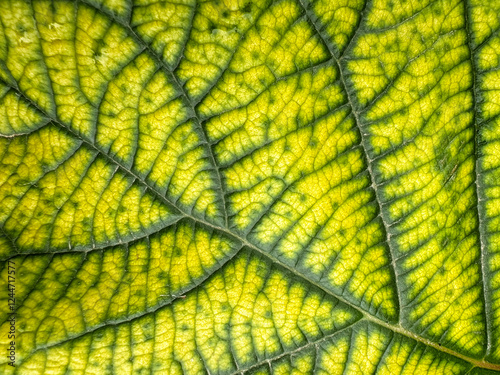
[481,70,500,121]
[75,5,139,104]
[135,70,187,174]
[88,169,172,246]
[0,89,46,135]
[378,140,436,182]
[267,20,328,77]
[378,340,466,374]
[230,177,286,231]
[230,258,263,365]
[251,144,363,248]
[50,157,110,248]
[350,0,466,106]
[317,337,349,375]
[15,351,47,374]
[121,186,168,236]
[197,0,302,117]
[265,273,299,349]
[478,35,500,70]
[177,0,267,99]
[173,296,205,374]
[75,249,125,326]
[273,350,315,375]
[217,93,396,318]
[5,254,82,359]
[470,0,500,47]
[97,53,157,163]
[369,63,472,156]
[44,296,85,344]
[199,2,336,117]
[291,352,315,375]
[33,1,96,136]
[252,368,271,375]
[49,336,90,374]
[252,291,281,357]
[195,289,234,373]
[164,253,358,371]
[208,104,268,166]
[213,67,344,169]
[199,65,276,118]
[4,148,94,250]
[260,154,364,259]
[483,140,500,173]
[14,252,359,374]
[383,138,472,226]
[131,317,155,373]
[404,235,484,354]
[367,0,431,28]
[0,127,77,227]
[104,252,136,318]
[395,160,474,247]
[139,69,177,114]
[225,110,357,231]
[327,221,396,320]
[298,292,339,338]
[87,329,114,373]
[93,172,129,243]
[140,117,219,220]
[45,345,71,374]
[379,103,483,352]
[312,0,364,54]
[123,242,149,315]
[0,0,54,114]
[345,327,390,374]
[113,324,133,374]
[160,226,207,292]
[176,168,213,214]
[147,223,235,304]
[132,0,195,67]
[154,309,181,374]
[92,0,131,18]
[144,120,197,189]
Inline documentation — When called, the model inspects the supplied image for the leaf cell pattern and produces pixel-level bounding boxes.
[0,0,500,373]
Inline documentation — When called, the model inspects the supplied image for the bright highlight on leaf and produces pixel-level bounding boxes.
[0,0,500,374]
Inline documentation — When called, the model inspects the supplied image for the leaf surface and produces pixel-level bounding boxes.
[1,0,500,373]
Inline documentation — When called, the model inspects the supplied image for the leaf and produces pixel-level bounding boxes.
[0,0,499,373]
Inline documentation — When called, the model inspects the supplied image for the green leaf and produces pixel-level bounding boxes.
[0,0,499,373]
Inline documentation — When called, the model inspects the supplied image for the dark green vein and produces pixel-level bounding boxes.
[77,0,229,227]
[229,323,357,375]
[296,0,402,322]
[464,0,492,357]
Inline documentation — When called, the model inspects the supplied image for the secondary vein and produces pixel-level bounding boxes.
[463,0,492,356]
[295,0,403,322]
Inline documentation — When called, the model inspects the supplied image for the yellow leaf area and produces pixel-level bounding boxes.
[202,0,397,321]
[470,0,500,363]
[0,0,499,374]
[345,0,498,363]
[2,251,472,375]
[0,222,237,367]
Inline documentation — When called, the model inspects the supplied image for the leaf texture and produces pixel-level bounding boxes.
[0,0,500,373]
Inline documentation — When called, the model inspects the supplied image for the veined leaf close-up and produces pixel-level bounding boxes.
[1,0,500,373]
